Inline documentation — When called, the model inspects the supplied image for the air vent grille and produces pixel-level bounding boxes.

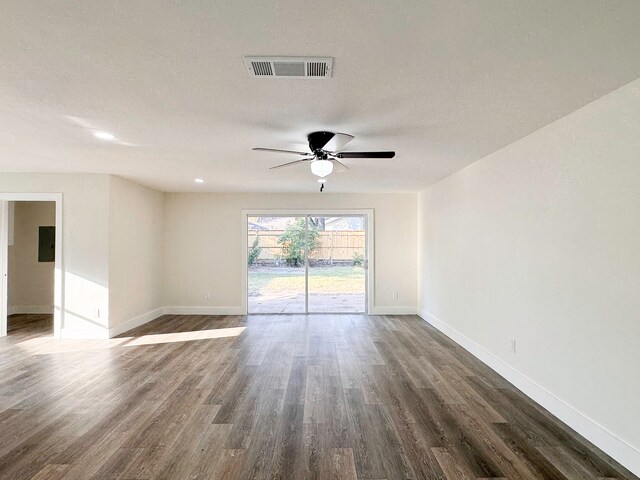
[251,61,273,76]
[273,62,305,76]
[307,62,327,77]
[244,56,332,78]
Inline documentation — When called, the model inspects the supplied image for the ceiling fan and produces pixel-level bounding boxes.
[252,131,395,180]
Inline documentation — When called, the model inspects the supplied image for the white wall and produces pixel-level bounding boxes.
[1,181,414,334]
[108,176,164,335]
[163,193,417,313]
[0,174,110,336]
[418,79,640,474]
[8,201,55,313]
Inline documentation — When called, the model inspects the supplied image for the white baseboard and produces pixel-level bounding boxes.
[108,307,165,338]
[163,306,244,316]
[418,309,640,477]
[369,306,417,315]
[163,306,416,316]
[107,305,413,338]
[51,305,415,340]
[9,305,54,315]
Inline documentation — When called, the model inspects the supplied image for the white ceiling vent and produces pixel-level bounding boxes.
[244,56,332,78]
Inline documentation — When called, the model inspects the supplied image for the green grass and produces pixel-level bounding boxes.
[248,266,365,296]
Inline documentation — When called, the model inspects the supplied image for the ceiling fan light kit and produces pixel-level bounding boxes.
[310,159,333,177]
[253,130,395,190]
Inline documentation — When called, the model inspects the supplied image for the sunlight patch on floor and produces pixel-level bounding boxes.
[122,327,247,346]
[16,337,128,355]
[15,327,247,355]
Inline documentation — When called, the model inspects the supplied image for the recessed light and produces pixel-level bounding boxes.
[93,131,116,141]
[194,178,205,183]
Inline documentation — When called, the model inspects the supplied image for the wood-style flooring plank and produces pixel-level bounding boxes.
[0,313,635,480]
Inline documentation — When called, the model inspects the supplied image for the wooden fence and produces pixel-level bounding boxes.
[248,230,365,263]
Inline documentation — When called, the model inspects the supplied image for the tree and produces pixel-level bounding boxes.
[308,216,326,230]
[247,235,261,266]
[277,218,320,267]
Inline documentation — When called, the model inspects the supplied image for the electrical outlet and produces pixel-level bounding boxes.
[510,339,517,353]
[393,292,399,300]
[204,292,211,300]
[93,308,100,318]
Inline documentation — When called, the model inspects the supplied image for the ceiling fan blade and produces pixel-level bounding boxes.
[269,158,313,170]
[331,159,350,172]
[335,151,395,159]
[253,147,311,156]
[307,131,335,151]
[323,133,355,153]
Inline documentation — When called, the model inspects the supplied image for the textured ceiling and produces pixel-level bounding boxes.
[1,1,640,192]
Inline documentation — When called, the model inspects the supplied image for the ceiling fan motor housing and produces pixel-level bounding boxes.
[308,131,335,153]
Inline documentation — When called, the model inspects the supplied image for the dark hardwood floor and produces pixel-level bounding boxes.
[0,313,635,479]
[6,313,53,337]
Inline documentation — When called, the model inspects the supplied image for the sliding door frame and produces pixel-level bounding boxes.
[241,209,374,315]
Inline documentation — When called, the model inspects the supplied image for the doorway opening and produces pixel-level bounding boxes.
[7,201,56,337]
[245,212,371,314]
[0,194,62,338]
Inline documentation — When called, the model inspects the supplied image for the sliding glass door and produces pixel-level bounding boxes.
[247,214,367,314]
[247,216,306,313]
[307,215,366,313]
